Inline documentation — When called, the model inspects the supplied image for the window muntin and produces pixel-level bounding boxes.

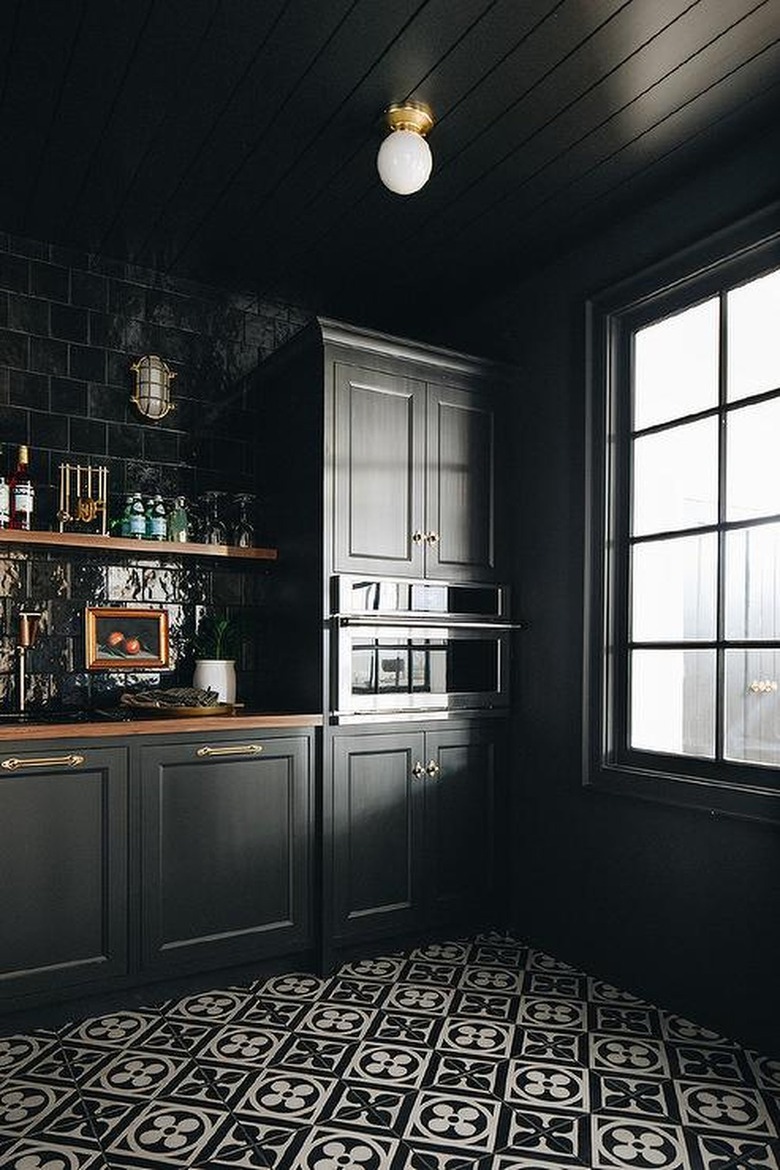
[592,240,780,814]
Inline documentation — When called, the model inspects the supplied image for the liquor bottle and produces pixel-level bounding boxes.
[128,492,146,539]
[167,496,189,542]
[146,495,167,540]
[9,445,34,530]
[0,476,9,528]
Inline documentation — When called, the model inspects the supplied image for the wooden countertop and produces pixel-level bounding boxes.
[0,712,323,741]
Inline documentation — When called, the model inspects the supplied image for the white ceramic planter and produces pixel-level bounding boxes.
[193,659,236,704]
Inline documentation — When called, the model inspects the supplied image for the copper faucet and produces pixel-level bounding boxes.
[16,611,42,714]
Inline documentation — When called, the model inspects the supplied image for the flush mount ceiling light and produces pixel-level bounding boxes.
[130,354,176,421]
[377,102,434,195]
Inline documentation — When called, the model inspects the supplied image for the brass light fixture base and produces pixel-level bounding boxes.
[384,102,434,137]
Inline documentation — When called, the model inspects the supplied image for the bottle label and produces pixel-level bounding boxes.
[129,512,146,537]
[13,483,34,515]
[0,481,9,526]
[148,516,167,539]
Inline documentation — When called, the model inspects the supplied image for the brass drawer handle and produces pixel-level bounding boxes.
[196,744,264,758]
[1,753,86,772]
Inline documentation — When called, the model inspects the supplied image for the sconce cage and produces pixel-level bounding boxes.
[131,354,176,421]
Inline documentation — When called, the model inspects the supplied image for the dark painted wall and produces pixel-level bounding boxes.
[440,126,780,1056]
[0,231,310,709]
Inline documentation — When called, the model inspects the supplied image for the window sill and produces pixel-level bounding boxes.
[585,760,780,826]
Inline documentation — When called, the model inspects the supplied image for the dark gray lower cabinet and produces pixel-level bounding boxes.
[331,722,499,945]
[0,744,128,1003]
[139,732,312,977]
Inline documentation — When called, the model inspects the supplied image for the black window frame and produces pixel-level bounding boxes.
[584,205,780,825]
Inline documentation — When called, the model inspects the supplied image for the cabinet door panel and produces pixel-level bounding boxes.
[424,726,496,926]
[141,735,311,975]
[334,363,425,576]
[332,732,425,941]
[426,385,496,581]
[0,746,127,999]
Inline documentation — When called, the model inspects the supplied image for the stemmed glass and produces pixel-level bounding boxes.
[200,491,227,545]
[232,493,256,548]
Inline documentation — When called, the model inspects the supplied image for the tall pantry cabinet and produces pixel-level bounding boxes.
[254,318,513,961]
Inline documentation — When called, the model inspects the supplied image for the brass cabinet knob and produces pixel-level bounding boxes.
[425,531,439,544]
[411,761,426,778]
[425,759,440,777]
[412,530,425,544]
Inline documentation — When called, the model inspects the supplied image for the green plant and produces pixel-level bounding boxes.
[193,609,241,660]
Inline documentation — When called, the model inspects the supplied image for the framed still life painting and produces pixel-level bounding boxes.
[85,607,169,671]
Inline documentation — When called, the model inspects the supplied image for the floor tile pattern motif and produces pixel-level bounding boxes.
[1,933,778,1169]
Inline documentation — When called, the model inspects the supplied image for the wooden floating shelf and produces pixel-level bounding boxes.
[0,529,278,561]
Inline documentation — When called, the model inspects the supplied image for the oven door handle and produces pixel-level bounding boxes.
[334,615,525,630]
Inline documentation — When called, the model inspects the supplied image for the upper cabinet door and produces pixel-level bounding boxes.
[425,383,497,582]
[333,363,426,576]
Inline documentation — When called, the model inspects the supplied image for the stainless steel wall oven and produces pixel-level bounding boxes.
[332,576,518,722]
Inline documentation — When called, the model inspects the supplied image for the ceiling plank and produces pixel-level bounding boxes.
[24,0,160,244]
[0,0,86,235]
[57,0,222,253]
[132,0,366,272]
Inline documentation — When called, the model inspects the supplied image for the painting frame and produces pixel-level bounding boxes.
[85,606,170,671]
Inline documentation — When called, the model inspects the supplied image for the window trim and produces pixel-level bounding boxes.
[583,203,780,825]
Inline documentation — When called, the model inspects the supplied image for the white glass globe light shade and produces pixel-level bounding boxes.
[377,128,433,195]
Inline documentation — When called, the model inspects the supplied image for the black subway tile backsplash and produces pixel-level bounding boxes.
[30,335,67,375]
[109,279,147,320]
[69,416,108,458]
[0,328,29,369]
[30,260,69,302]
[0,404,29,445]
[0,229,311,711]
[50,375,88,416]
[69,343,106,382]
[10,370,49,411]
[50,302,89,343]
[142,427,179,465]
[8,293,49,335]
[0,253,30,293]
[88,384,129,423]
[71,269,108,311]
[107,420,145,459]
[30,410,69,451]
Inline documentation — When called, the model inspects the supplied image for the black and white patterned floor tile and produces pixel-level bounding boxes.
[1,932,778,1170]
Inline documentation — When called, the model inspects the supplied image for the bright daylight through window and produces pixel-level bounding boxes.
[586,226,780,820]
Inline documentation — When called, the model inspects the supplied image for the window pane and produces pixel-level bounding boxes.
[724,650,780,766]
[726,398,780,521]
[633,298,719,430]
[632,418,718,536]
[727,267,780,402]
[725,523,780,640]
[632,534,716,642]
[630,650,715,757]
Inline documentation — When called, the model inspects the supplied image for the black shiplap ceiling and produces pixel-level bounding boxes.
[2,0,779,326]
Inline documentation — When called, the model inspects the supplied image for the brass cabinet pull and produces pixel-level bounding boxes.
[411,760,426,778]
[425,759,440,777]
[1,753,86,772]
[196,743,264,758]
[412,530,425,544]
[425,531,439,544]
